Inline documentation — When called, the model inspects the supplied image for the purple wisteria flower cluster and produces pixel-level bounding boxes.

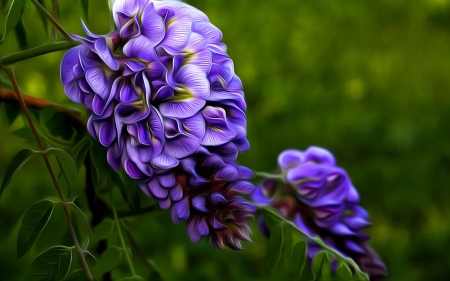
[60,0,254,249]
[252,147,387,280]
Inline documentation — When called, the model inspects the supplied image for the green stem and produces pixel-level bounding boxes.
[31,0,73,40]
[1,41,79,66]
[254,171,285,180]
[3,67,94,281]
[113,206,137,276]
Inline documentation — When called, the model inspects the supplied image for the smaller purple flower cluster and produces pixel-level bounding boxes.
[252,147,387,280]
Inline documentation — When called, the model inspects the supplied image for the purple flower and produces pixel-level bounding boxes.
[60,0,253,249]
[253,147,387,280]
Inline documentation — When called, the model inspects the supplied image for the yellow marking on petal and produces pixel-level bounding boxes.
[218,76,226,88]
[210,126,223,133]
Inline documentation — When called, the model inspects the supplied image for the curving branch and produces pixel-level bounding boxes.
[0,86,84,128]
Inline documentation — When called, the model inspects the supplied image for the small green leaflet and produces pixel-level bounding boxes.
[17,200,55,258]
[92,247,123,279]
[1,0,27,44]
[79,0,89,20]
[67,201,92,249]
[23,246,73,281]
[46,148,78,196]
[1,148,36,197]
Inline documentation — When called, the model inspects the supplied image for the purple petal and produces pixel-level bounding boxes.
[177,64,209,98]
[214,165,238,181]
[183,32,207,53]
[92,78,120,115]
[98,121,116,147]
[157,173,176,188]
[192,196,208,212]
[85,67,110,99]
[250,186,273,206]
[192,21,222,43]
[141,3,165,45]
[123,60,146,76]
[94,38,120,71]
[185,50,211,73]
[123,35,157,62]
[159,197,172,210]
[149,178,169,199]
[159,97,206,119]
[210,193,227,206]
[278,149,304,170]
[211,216,225,229]
[151,152,179,169]
[124,158,145,179]
[64,81,83,104]
[158,16,192,54]
[165,135,200,159]
[304,146,336,166]
[227,181,255,195]
[171,198,190,223]
[170,183,183,202]
[119,16,141,39]
[196,218,209,236]
[328,222,356,236]
[61,46,82,84]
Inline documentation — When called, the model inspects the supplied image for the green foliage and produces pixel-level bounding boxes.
[1,0,26,43]
[17,199,54,258]
[23,246,73,281]
[260,205,369,281]
[92,247,123,279]
[1,148,35,196]
[46,148,78,196]
[78,0,89,20]
[67,201,92,249]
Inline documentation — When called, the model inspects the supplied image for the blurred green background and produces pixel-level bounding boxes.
[1,0,449,280]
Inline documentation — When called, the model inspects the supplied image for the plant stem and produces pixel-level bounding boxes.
[113,206,137,276]
[0,41,79,66]
[31,0,73,41]
[3,67,94,281]
[254,171,285,180]
[52,0,58,40]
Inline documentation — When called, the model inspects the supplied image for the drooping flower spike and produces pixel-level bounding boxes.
[61,0,254,249]
[253,147,387,280]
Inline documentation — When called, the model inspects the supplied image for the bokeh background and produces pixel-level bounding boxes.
[1,0,449,280]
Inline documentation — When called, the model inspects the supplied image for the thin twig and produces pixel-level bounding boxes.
[3,67,94,281]
[0,86,83,127]
[113,206,137,276]
[31,0,73,41]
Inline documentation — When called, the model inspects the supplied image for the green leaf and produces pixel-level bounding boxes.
[17,200,54,258]
[67,202,92,249]
[312,251,334,279]
[336,259,354,278]
[93,247,122,278]
[13,18,27,49]
[289,241,308,278]
[1,148,35,196]
[46,148,78,195]
[1,0,27,43]
[23,246,73,281]
[93,219,114,243]
[79,0,89,20]
[265,223,284,275]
